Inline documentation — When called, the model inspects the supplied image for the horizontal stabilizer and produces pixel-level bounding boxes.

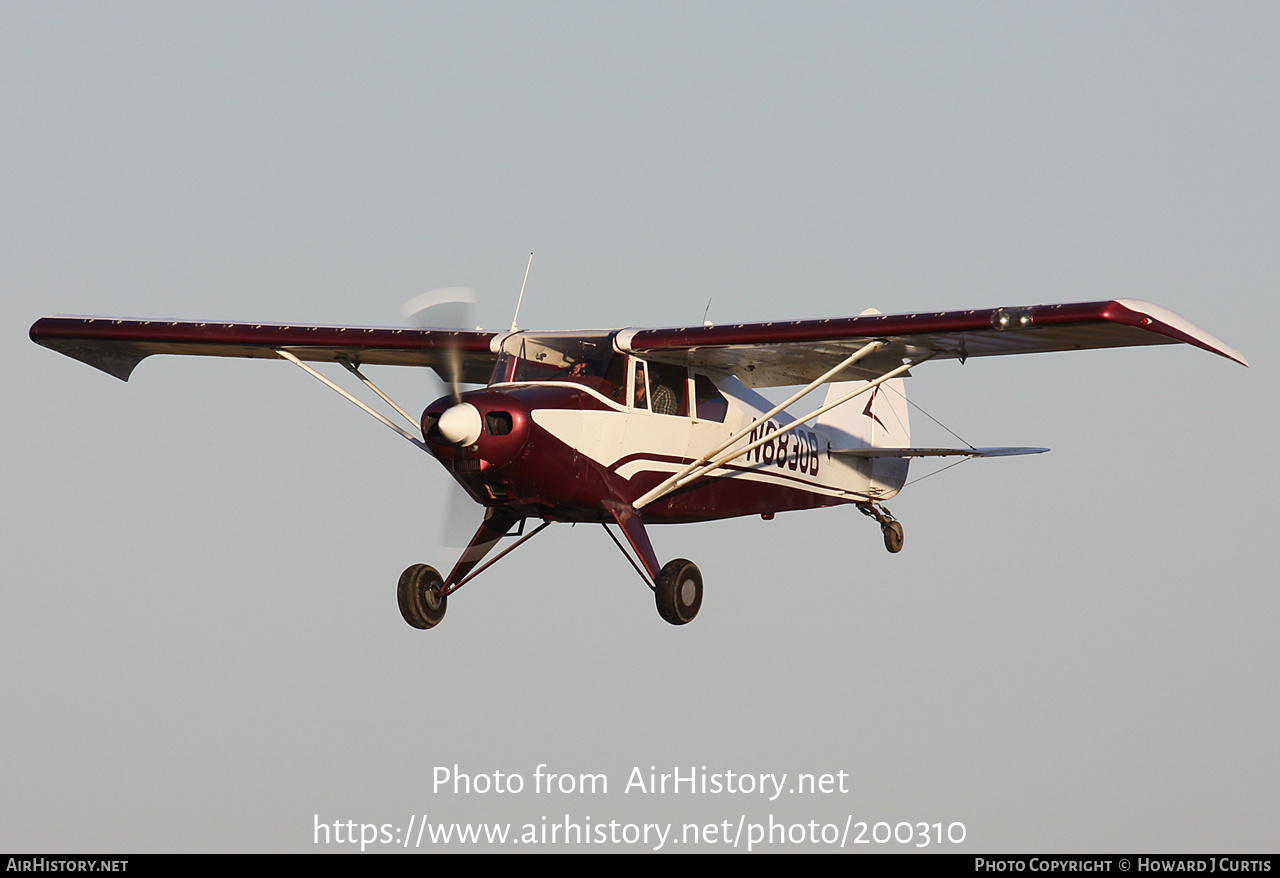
[830,446,1049,458]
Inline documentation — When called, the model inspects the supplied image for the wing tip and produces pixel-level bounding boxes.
[31,317,144,381]
[1108,300,1248,367]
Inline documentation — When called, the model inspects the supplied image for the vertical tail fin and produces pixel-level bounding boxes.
[815,376,911,496]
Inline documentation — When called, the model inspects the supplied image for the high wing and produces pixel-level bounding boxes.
[614,299,1247,386]
[30,299,1245,388]
[29,316,499,384]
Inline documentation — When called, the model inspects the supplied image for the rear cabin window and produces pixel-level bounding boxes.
[694,374,728,423]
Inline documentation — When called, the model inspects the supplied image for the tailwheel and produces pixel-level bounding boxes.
[398,564,447,629]
[656,559,702,625]
[881,520,904,554]
[857,502,904,554]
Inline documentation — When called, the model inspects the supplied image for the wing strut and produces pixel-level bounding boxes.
[274,348,427,450]
[632,340,884,508]
[337,359,424,432]
[633,351,936,509]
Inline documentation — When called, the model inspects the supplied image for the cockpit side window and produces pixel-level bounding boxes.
[646,362,688,416]
[631,359,650,410]
[629,359,697,417]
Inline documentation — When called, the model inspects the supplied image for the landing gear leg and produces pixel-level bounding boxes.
[396,511,552,631]
[601,500,705,626]
[857,502,904,554]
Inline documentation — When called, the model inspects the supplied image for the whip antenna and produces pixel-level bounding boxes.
[509,252,534,333]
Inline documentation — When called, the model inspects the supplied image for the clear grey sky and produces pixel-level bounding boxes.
[3,1,1276,852]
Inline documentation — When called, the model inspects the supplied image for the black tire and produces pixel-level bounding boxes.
[397,564,447,629]
[882,521,904,554]
[655,558,702,625]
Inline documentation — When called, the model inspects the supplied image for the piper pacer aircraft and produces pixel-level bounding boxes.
[30,298,1246,629]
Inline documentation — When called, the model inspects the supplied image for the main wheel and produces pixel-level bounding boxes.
[881,520,904,554]
[655,558,702,625]
[397,564,447,629]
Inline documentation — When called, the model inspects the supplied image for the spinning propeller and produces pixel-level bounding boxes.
[401,286,475,405]
[401,287,484,546]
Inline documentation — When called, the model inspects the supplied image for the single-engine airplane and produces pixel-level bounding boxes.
[30,298,1246,629]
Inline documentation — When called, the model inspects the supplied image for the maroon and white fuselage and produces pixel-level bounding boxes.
[422,367,899,525]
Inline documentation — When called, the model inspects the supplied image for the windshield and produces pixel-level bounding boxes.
[491,331,625,401]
